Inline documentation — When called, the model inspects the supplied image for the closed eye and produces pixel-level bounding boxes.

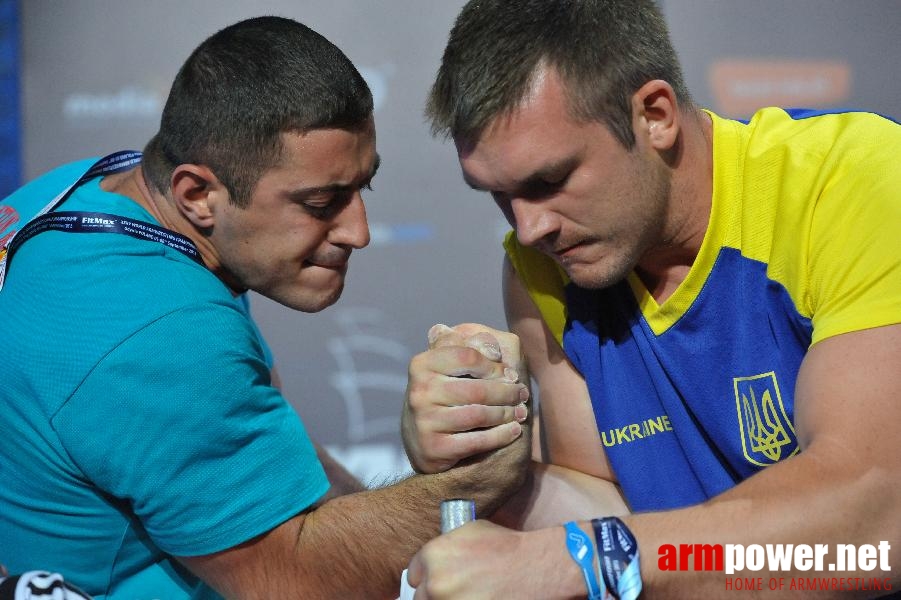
[521,178,564,200]
[303,179,376,219]
[303,190,355,219]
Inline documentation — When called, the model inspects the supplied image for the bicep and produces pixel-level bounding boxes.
[179,513,309,598]
[502,256,615,481]
[701,324,901,548]
[794,323,901,471]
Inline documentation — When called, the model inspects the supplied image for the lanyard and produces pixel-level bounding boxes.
[0,151,202,290]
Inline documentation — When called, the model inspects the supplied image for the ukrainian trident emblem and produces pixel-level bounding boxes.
[733,372,798,466]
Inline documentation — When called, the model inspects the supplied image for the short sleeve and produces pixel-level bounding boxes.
[51,301,329,556]
[807,115,901,344]
[503,231,569,346]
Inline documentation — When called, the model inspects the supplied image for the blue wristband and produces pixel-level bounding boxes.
[563,521,604,600]
[591,517,642,600]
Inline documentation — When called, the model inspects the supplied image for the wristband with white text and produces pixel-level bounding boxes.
[564,521,604,600]
[591,517,642,600]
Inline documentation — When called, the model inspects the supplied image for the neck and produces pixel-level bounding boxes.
[100,166,227,285]
[635,108,714,303]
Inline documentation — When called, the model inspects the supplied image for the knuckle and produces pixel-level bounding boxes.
[454,404,486,430]
[408,351,431,376]
[508,383,525,404]
[433,435,462,459]
[431,328,465,349]
[453,381,482,404]
[405,390,428,411]
[451,346,482,368]
[497,329,519,342]
[480,380,518,406]
[457,432,491,457]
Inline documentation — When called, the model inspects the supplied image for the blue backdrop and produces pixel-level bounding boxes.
[0,0,19,199]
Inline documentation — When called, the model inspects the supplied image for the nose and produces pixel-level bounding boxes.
[510,197,558,247]
[331,192,371,249]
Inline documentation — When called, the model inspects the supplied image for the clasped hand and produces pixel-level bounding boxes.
[402,323,530,474]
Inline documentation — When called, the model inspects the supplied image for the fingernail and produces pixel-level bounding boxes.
[428,323,452,346]
[503,368,519,383]
[476,342,502,361]
[464,333,502,361]
[515,403,528,422]
[509,421,523,439]
[518,386,530,403]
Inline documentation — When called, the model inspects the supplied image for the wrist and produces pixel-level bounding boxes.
[431,444,529,517]
[592,516,642,600]
[563,521,605,599]
[520,526,591,599]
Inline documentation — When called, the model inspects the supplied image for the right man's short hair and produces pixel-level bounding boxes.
[427,0,691,148]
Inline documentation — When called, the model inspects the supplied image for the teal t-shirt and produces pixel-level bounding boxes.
[0,160,329,598]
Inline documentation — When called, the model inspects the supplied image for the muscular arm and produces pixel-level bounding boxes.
[492,256,627,527]
[181,427,529,599]
[502,256,615,480]
[492,462,628,530]
[409,258,900,598]
[623,323,901,597]
[179,337,531,599]
[414,324,901,599]
[309,441,367,502]
[399,258,628,530]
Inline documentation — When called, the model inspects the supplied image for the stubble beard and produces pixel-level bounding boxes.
[567,170,672,291]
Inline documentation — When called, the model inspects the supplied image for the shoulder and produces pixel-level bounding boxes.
[5,158,100,203]
[503,232,569,346]
[736,107,899,165]
[1,158,101,242]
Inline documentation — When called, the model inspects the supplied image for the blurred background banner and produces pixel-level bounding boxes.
[8,1,901,484]
[0,0,19,200]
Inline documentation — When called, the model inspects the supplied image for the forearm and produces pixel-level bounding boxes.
[492,461,629,531]
[626,443,899,598]
[185,430,531,599]
[296,436,530,599]
[511,446,898,600]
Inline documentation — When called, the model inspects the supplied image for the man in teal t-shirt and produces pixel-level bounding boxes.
[2,160,331,598]
[0,16,530,599]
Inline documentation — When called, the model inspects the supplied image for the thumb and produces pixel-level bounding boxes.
[406,551,425,588]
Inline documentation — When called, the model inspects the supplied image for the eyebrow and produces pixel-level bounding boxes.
[464,156,576,193]
[289,153,381,197]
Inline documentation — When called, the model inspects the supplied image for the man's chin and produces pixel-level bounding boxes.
[565,263,630,290]
[266,283,345,313]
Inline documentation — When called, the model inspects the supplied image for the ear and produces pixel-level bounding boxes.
[169,164,229,229]
[631,79,680,151]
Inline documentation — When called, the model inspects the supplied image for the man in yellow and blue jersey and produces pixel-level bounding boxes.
[400,1,901,597]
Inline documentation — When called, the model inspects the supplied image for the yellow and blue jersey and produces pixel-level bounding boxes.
[505,107,901,511]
